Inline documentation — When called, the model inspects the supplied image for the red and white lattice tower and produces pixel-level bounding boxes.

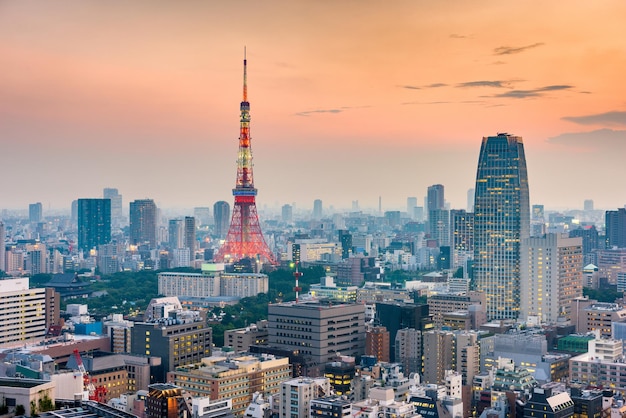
[214,50,277,265]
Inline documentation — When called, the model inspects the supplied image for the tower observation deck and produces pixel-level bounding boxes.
[214,51,277,265]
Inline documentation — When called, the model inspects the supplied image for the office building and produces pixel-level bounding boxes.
[473,133,530,320]
[313,199,323,220]
[520,233,583,324]
[25,243,47,275]
[606,208,626,249]
[280,377,331,418]
[193,207,212,227]
[310,396,352,418]
[429,209,450,247]
[584,199,594,211]
[467,188,475,212]
[130,314,212,381]
[422,330,455,384]
[129,199,157,247]
[338,230,352,259]
[366,326,390,362]
[224,321,269,353]
[281,204,293,223]
[523,387,574,418]
[428,291,485,329]
[427,184,445,213]
[213,201,230,239]
[184,216,196,257]
[595,248,626,284]
[450,209,474,270]
[103,188,123,228]
[569,337,626,390]
[407,197,418,218]
[169,354,291,416]
[571,299,626,337]
[168,219,184,249]
[29,202,43,223]
[570,226,600,266]
[375,302,433,362]
[267,301,366,370]
[146,384,189,418]
[0,278,52,348]
[395,328,422,374]
[77,198,111,254]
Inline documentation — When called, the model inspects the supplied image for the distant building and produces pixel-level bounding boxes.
[129,199,157,247]
[29,202,43,223]
[281,204,293,223]
[213,201,230,239]
[77,198,111,254]
[606,208,626,249]
[103,188,123,228]
[313,199,323,220]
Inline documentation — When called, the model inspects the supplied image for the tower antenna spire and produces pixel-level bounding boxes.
[243,46,247,102]
[214,50,277,265]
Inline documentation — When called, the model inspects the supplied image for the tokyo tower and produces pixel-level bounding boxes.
[214,50,277,265]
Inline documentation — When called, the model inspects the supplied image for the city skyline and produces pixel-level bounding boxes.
[1,2,626,212]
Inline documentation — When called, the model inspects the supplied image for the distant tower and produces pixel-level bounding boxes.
[214,51,276,264]
[606,208,626,249]
[427,185,445,213]
[129,199,157,247]
[29,202,43,223]
[584,199,594,211]
[282,204,293,223]
[213,201,230,239]
[407,197,418,218]
[467,188,475,212]
[168,219,184,249]
[473,133,530,320]
[313,199,323,220]
[77,198,111,254]
[103,188,123,228]
[184,216,196,256]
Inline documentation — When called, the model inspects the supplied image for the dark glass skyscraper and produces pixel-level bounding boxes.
[129,199,157,247]
[473,133,530,320]
[77,198,111,254]
[213,201,230,239]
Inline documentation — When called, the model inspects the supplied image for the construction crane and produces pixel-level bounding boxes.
[72,349,107,403]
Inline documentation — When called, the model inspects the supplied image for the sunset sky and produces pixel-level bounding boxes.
[1,1,625,214]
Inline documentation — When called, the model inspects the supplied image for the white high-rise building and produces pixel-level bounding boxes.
[0,278,48,348]
[279,377,330,418]
[521,233,583,324]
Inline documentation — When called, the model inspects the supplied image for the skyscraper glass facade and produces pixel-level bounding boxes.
[473,134,530,320]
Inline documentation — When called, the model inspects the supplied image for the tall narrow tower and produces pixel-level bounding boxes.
[473,133,530,320]
[214,51,276,265]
